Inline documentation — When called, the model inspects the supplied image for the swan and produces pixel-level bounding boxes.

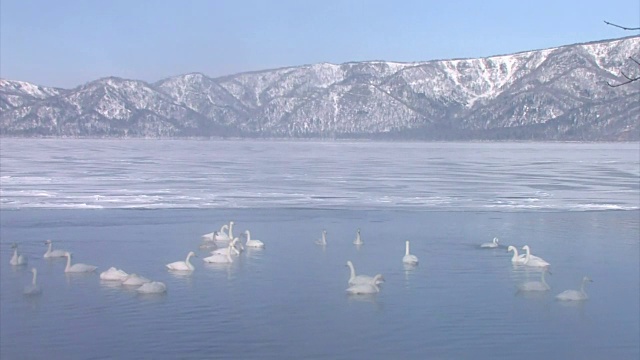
[24,267,42,296]
[43,240,67,258]
[346,261,384,286]
[245,230,265,248]
[166,251,197,271]
[517,269,551,292]
[63,252,97,273]
[346,275,384,294]
[507,246,527,265]
[10,244,27,266]
[210,237,241,256]
[481,237,500,248]
[354,229,363,245]
[203,246,234,264]
[136,281,167,294]
[522,245,550,267]
[402,240,419,265]
[556,276,593,301]
[202,224,228,242]
[100,267,129,281]
[121,274,151,286]
[315,230,327,245]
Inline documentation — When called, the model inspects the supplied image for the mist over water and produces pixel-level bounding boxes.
[1,139,638,359]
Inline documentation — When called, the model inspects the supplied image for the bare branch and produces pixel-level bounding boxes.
[604,20,640,30]
[630,57,640,66]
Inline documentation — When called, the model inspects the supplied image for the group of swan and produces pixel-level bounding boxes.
[100,266,166,293]
[202,221,235,242]
[489,238,592,300]
[345,260,384,294]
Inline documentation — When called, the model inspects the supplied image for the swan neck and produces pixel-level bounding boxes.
[348,262,356,280]
[246,230,251,242]
[405,241,410,256]
[228,222,234,238]
[510,247,519,261]
[65,254,71,271]
[32,269,37,285]
[47,242,53,252]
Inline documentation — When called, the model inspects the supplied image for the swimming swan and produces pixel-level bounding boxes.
[481,237,500,248]
[44,240,67,258]
[402,240,419,265]
[24,267,42,296]
[10,244,27,266]
[245,230,264,248]
[507,246,527,265]
[64,252,97,273]
[354,229,363,245]
[136,281,167,294]
[517,269,551,292]
[122,274,151,286]
[202,224,229,242]
[556,276,593,301]
[217,221,235,242]
[166,251,197,271]
[315,230,327,245]
[346,261,384,286]
[346,275,383,294]
[100,267,129,281]
[210,237,241,256]
[204,245,234,263]
[522,245,550,267]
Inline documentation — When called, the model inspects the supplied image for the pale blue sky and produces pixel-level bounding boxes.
[1,0,638,88]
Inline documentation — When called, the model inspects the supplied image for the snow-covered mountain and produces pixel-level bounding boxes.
[1,36,638,140]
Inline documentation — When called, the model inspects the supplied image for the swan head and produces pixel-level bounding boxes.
[11,243,17,249]
[44,239,52,244]
[493,237,499,244]
[583,276,593,283]
[507,245,516,252]
[188,251,197,257]
[64,252,72,257]
[346,260,353,267]
[31,267,37,275]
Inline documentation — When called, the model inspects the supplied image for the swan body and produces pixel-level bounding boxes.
[481,237,500,248]
[315,230,327,245]
[346,261,384,286]
[137,281,167,294]
[354,229,363,245]
[346,275,383,294]
[166,251,197,271]
[522,245,550,267]
[43,240,67,258]
[10,244,27,266]
[507,246,527,265]
[202,224,229,242]
[64,252,97,273]
[245,230,264,248]
[210,237,241,256]
[556,276,593,301]
[402,240,419,265]
[24,268,42,296]
[518,270,551,292]
[204,249,233,264]
[100,267,129,281]
[122,274,151,286]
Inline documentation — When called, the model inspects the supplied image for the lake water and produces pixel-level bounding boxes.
[1,139,639,359]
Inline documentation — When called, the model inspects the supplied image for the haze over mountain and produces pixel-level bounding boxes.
[1,36,638,140]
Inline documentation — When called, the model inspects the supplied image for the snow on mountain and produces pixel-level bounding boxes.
[1,36,638,140]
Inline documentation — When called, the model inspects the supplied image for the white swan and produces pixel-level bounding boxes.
[166,251,197,271]
[10,244,27,266]
[210,237,241,256]
[24,267,42,296]
[507,246,527,265]
[354,228,363,245]
[202,224,229,242]
[43,240,67,258]
[100,267,129,281]
[245,230,265,248]
[556,276,593,301]
[481,237,500,248]
[346,260,384,286]
[402,240,419,265]
[63,252,97,273]
[346,274,384,294]
[517,269,551,292]
[315,230,327,245]
[136,281,167,294]
[203,245,234,264]
[522,245,550,267]
[121,274,151,286]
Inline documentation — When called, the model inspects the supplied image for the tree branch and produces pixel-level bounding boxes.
[603,20,640,31]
